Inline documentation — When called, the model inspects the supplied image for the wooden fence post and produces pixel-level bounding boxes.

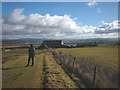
[93,66,97,87]
[72,57,76,74]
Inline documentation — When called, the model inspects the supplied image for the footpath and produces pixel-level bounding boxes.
[2,50,78,88]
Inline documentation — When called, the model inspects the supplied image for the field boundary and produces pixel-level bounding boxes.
[52,49,118,88]
[53,54,85,88]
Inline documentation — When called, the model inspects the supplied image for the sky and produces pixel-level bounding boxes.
[1,2,119,39]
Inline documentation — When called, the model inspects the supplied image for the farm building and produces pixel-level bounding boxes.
[40,40,64,48]
[76,42,97,47]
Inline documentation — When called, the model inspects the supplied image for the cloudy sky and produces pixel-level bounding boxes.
[2,2,119,39]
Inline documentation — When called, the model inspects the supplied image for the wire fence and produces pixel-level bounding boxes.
[42,45,118,88]
[51,49,118,88]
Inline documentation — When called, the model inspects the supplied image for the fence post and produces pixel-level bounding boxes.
[93,66,97,87]
[72,57,76,74]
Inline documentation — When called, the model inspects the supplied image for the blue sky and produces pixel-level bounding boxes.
[2,2,119,39]
[2,2,118,27]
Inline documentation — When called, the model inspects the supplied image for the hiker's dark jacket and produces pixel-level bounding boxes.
[28,47,35,57]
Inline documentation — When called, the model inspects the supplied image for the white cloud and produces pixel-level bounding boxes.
[73,18,78,20]
[2,9,83,39]
[87,0,97,7]
[97,8,101,13]
[2,8,118,39]
[95,20,118,34]
[5,8,25,24]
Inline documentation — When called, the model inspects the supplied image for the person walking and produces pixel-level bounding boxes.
[26,44,35,67]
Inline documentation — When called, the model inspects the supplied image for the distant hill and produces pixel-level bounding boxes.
[2,38,119,46]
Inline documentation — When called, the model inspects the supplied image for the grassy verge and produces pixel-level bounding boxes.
[44,52,78,88]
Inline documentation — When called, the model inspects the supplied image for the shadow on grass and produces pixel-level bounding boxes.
[1,66,26,70]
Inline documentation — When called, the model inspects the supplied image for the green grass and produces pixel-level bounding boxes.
[2,49,44,88]
[2,49,78,88]
[44,53,78,88]
[2,46,118,88]
[57,46,118,70]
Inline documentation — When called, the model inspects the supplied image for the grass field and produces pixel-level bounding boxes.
[2,49,43,88]
[2,49,78,88]
[2,45,118,88]
[57,46,118,71]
